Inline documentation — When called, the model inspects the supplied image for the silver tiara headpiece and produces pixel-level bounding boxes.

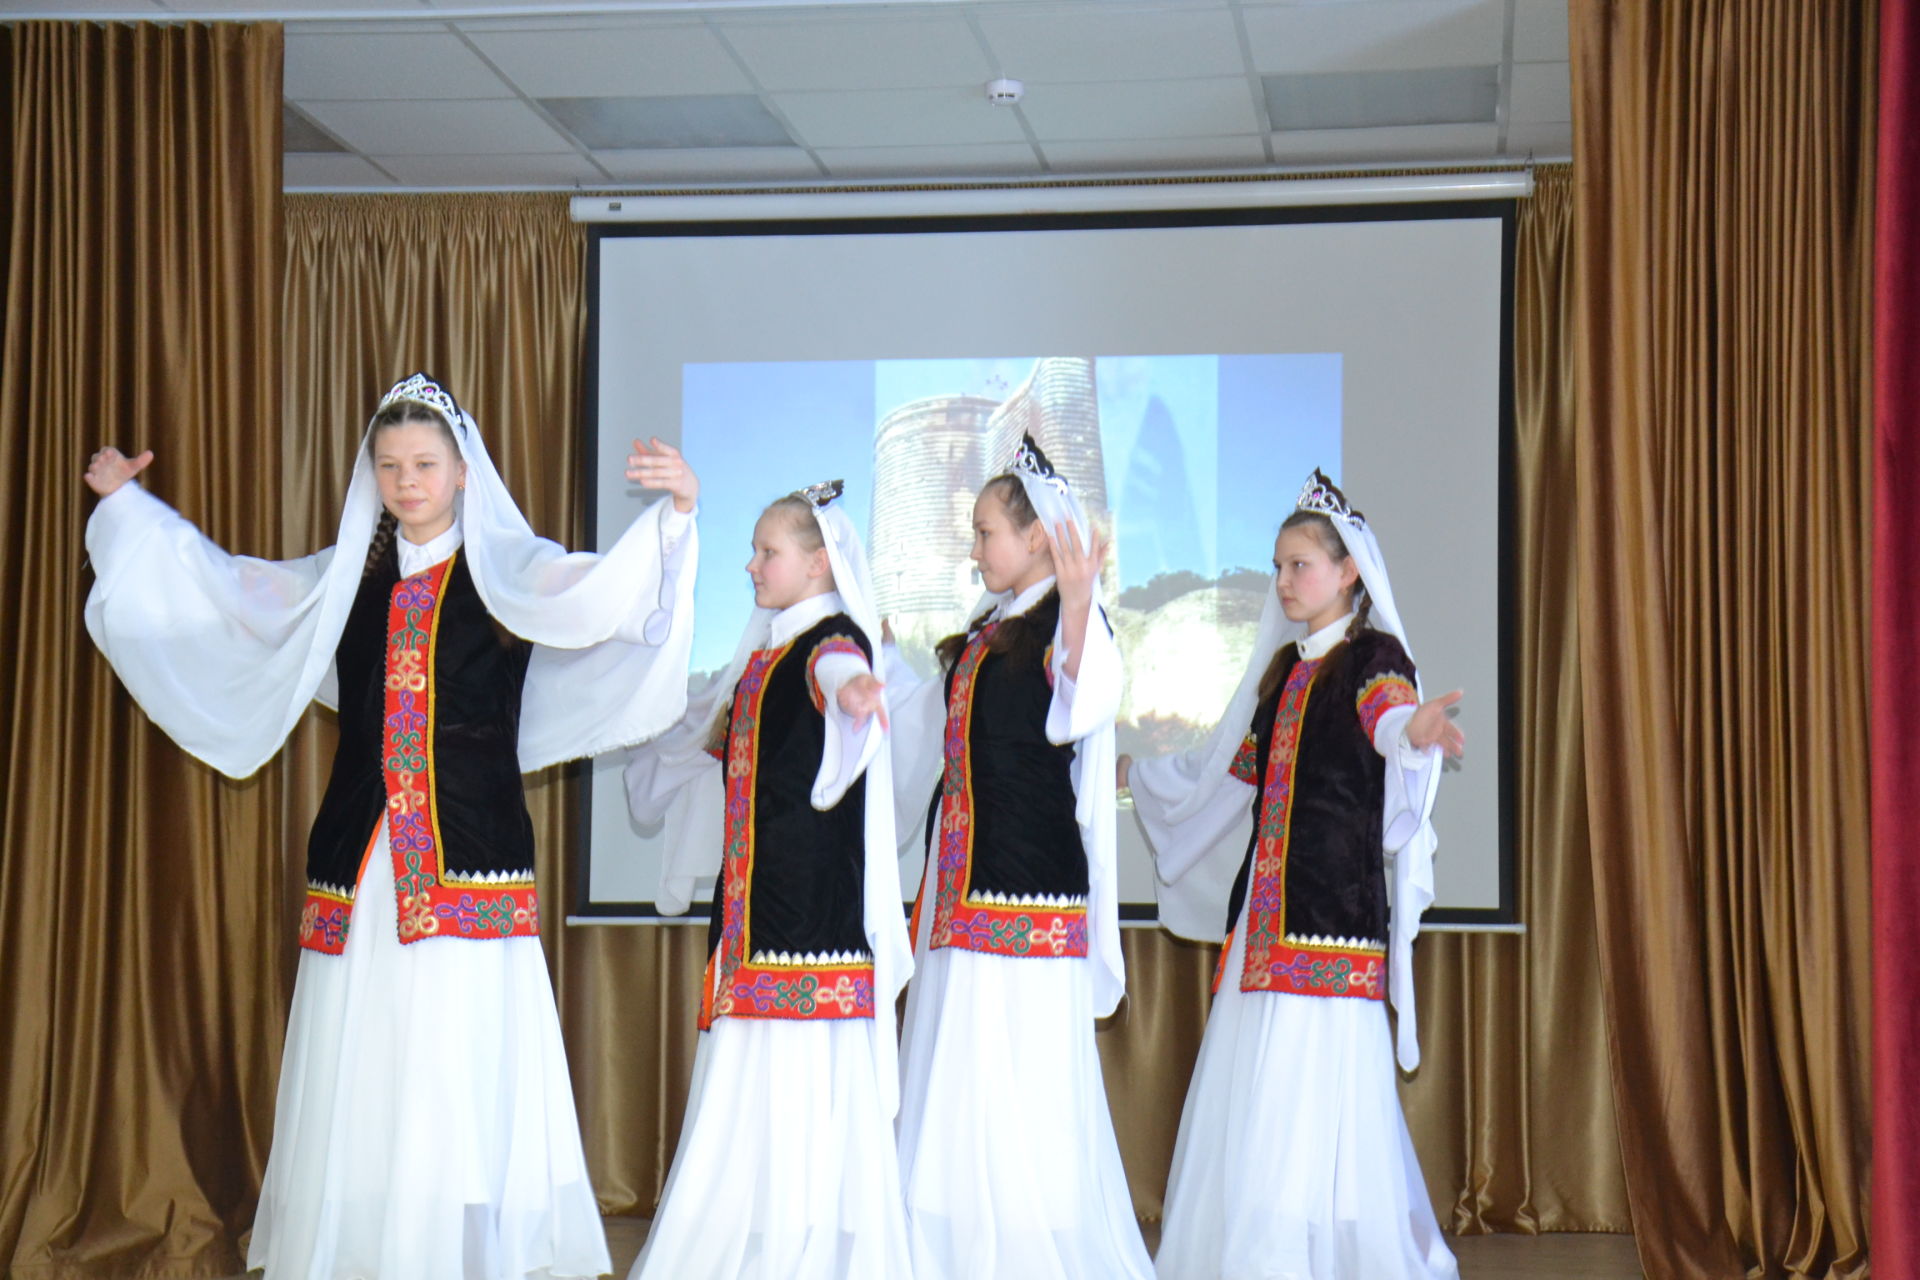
[1295,468,1366,530]
[376,373,466,434]
[792,478,844,509]
[1011,432,1071,496]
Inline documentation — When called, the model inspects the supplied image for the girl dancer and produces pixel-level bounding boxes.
[622,481,913,1280]
[1124,469,1463,1280]
[83,374,699,1278]
[888,435,1153,1280]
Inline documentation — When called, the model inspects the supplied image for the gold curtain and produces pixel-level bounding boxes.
[1570,3,1876,1277]
[0,21,285,1279]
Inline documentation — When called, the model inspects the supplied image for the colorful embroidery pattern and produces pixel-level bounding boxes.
[918,624,1088,960]
[1357,672,1419,740]
[700,641,877,1029]
[1229,732,1260,786]
[299,890,352,954]
[1208,929,1385,1000]
[805,633,868,713]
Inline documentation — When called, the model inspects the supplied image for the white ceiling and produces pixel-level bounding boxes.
[8,0,1572,190]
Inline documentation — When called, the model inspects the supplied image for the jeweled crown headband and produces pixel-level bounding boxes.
[791,478,844,509]
[1010,432,1071,495]
[1294,467,1367,531]
[373,373,466,435]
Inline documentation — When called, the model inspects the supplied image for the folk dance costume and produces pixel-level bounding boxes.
[1130,472,1457,1280]
[84,374,700,1280]
[888,439,1153,1280]
[622,484,914,1280]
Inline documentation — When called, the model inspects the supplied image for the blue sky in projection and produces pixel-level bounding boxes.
[682,353,1341,670]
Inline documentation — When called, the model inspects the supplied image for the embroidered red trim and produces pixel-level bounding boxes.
[1357,672,1419,740]
[805,633,868,713]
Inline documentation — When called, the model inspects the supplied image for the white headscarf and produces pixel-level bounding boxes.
[1146,469,1440,1070]
[84,372,698,778]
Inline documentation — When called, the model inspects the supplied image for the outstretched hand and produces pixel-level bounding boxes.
[83,446,153,497]
[1046,520,1107,609]
[626,437,698,514]
[1406,690,1466,759]
[837,672,889,733]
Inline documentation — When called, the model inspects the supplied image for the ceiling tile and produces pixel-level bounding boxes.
[541,95,793,149]
[283,153,395,188]
[373,152,607,186]
[1268,121,1501,164]
[465,24,752,98]
[595,147,823,182]
[718,15,991,92]
[1242,0,1504,73]
[1511,0,1571,62]
[285,19,450,36]
[1040,135,1268,173]
[297,98,576,155]
[816,142,1042,179]
[1503,120,1575,159]
[1508,61,1571,124]
[1018,78,1261,143]
[285,31,514,101]
[973,6,1246,83]
[770,87,1030,149]
[1265,65,1497,130]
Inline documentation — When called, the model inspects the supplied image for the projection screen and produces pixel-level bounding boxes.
[575,200,1517,929]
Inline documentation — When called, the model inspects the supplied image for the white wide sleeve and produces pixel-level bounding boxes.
[621,666,730,916]
[809,648,884,811]
[1130,752,1256,945]
[84,483,337,779]
[1049,600,1128,1016]
[880,640,946,856]
[1373,702,1444,1072]
[517,501,699,771]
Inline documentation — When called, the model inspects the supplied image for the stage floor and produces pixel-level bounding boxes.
[221,1219,1645,1276]
[599,1218,1645,1278]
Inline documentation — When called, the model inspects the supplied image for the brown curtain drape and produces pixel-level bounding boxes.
[0,21,284,1279]
[1395,167,1632,1237]
[1570,3,1876,1278]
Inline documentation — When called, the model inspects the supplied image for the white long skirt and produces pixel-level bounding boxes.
[896,943,1154,1280]
[1153,920,1458,1280]
[248,829,612,1280]
[632,1013,912,1279]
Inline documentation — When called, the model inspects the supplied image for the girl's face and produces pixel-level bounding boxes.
[373,420,466,545]
[1274,525,1359,633]
[746,512,831,612]
[970,488,1050,596]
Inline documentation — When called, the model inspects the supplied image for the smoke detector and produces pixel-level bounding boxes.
[986,78,1025,105]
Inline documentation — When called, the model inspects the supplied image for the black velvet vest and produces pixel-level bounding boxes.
[300,547,536,953]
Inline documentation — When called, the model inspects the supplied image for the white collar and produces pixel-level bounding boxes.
[770,590,844,648]
[398,517,463,577]
[1298,612,1356,661]
[994,574,1058,622]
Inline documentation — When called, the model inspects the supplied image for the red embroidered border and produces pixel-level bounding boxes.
[923,626,991,953]
[1242,657,1324,992]
[945,900,1087,957]
[805,633,868,712]
[717,958,876,1022]
[1357,672,1419,740]
[1229,731,1260,786]
[1210,929,1383,1000]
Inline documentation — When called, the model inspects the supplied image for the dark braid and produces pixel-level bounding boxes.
[362,510,399,580]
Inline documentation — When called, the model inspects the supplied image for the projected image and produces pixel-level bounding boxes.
[685,353,1341,757]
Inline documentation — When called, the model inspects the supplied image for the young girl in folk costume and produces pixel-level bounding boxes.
[1122,469,1465,1280]
[886,435,1154,1280]
[621,480,913,1280]
[81,374,702,1280]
